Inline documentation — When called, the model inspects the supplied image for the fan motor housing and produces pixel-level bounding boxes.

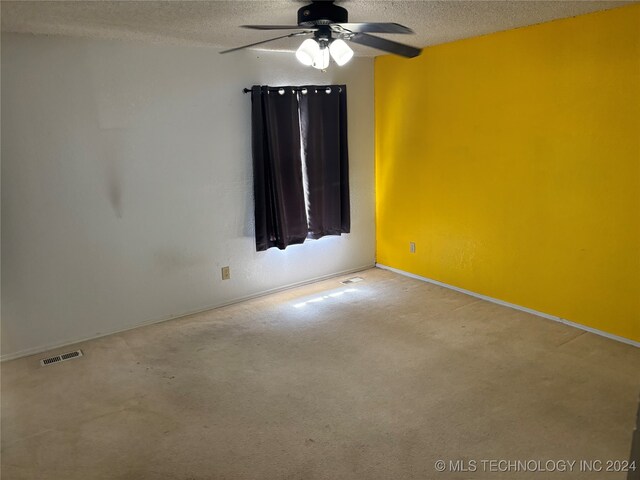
[298,1,348,26]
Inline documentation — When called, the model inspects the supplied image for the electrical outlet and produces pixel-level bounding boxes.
[221,266,230,280]
[410,242,416,254]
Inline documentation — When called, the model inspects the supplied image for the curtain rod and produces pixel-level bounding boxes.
[242,86,342,94]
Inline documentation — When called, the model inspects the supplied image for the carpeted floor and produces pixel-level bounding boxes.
[2,267,638,479]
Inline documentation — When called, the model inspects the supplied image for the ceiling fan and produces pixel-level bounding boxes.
[220,0,422,69]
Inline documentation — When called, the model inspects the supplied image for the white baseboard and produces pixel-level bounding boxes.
[376,263,640,349]
[1,264,375,362]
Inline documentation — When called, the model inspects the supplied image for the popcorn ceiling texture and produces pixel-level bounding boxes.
[1,0,634,55]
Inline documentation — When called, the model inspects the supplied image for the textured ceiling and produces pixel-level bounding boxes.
[1,1,635,56]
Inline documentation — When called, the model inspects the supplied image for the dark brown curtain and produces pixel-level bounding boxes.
[251,85,350,251]
[299,86,351,238]
[251,86,308,251]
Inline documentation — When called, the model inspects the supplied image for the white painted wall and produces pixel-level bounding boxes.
[0,33,375,360]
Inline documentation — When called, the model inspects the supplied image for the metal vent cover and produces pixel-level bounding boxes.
[40,350,83,367]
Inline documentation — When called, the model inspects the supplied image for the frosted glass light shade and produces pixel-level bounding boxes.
[296,39,320,66]
[329,39,354,66]
[312,46,330,70]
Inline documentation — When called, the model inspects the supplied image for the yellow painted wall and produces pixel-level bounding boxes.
[375,5,640,342]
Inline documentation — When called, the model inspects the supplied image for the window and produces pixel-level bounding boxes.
[250,85,350,251]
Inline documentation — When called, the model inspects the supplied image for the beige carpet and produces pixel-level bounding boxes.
[2,267,639,479]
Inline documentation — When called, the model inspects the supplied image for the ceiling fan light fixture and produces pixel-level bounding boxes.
[296,38,320,66]
[329,39,354,66]
[312,44,330,69]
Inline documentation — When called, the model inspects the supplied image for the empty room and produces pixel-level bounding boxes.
[1,1,639,479]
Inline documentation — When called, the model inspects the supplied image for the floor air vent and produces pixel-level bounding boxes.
[40,350,83,367]
[341,276,364,285]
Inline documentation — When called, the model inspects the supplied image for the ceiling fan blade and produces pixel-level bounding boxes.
[333,22,414,34]
[349,33,422,58]
[220,32,311,54]
[241,25,314,30]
